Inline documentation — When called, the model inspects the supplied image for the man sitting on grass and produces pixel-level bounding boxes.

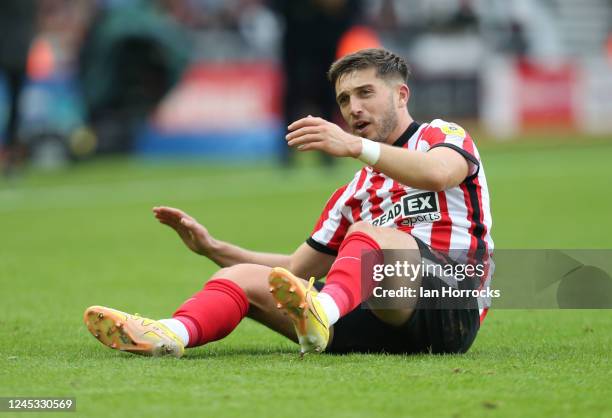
[84,48,493,357]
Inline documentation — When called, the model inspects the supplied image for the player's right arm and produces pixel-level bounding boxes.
[153,206,335,278]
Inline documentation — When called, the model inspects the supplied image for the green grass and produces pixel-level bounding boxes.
[1,139,612,418]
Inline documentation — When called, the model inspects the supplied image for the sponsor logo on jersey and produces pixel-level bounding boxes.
[371,192,441,227]
[400,212,442,226]
[402,191,439,216]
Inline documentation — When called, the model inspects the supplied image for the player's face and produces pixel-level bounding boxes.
[335,67,400,142]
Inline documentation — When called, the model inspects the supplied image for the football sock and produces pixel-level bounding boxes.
[317,292,340,325]
[158,318,190,346]
[172,278,249,347]
[321,231,381,318]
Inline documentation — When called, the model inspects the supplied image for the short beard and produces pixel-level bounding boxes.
[374,96,398,142]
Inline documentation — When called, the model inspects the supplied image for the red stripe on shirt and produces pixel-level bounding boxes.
[311,184,348,235]
[346,169,369,222]
[367,173,386,220]
[392,182,413,234]
[429,191,452,251]
[420,125,446,146]
[460,181,477,252]
[327,212,351,251]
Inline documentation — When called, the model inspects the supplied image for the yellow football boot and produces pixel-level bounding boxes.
[268,267,329,355]
[83,306,185,358]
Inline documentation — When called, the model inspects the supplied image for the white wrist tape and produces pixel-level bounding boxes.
[358,138,381,166]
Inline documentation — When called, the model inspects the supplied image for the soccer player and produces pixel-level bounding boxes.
[84,48,493,357]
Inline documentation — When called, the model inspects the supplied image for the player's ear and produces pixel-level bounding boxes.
[398,84,410,108]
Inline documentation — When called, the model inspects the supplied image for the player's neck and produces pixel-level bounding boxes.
[384,113,414,145]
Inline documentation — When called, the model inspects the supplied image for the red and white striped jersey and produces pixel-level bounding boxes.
[307,119,494,256]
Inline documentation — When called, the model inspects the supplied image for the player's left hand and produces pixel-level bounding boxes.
[286,116,361,158]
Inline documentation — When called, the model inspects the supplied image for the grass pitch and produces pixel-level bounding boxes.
[1,139,612,417]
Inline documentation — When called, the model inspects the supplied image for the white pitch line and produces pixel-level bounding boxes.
[0,171,340,213]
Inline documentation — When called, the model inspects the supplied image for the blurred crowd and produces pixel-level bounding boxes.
[1,0,611,173]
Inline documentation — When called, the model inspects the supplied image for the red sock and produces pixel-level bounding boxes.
[172,278,249,347]
[321,231,382,317]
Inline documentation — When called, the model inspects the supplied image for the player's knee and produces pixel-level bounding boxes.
[212,263,257,277]
[347,220,375,236]
[210,266,239,283]
[209,264,271,301]
[209,265,246,291]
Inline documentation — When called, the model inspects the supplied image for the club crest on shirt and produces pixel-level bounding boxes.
[440,123,466,138]
[371,191,441,227]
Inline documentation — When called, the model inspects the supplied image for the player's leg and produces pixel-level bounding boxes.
[268,221,421,354]
[170,263,303,347]
[319,221,422,327]
[318,222,481,355]
[84,264,306,357]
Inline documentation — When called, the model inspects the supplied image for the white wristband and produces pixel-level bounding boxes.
[358,138,381,166]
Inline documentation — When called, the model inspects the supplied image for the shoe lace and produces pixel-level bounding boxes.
[133,312,170,334]
[132,313,153,327]
[304,277,328,328]
[306,277,316,293]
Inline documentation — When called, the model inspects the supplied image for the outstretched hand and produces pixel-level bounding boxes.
[286,116,362,158]
[153,206,216,256]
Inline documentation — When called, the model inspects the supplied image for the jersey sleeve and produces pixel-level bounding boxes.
[420,119,480,178]
[306,184,350,256]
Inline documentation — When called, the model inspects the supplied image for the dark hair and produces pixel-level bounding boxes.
[327,48,410,87]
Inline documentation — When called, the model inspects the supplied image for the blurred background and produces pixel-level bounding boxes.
[1,0,611,172]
